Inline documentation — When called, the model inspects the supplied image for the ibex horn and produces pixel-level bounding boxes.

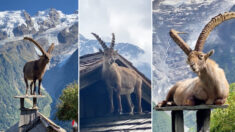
[91,33,108,50]
[110,33,115,49]
[47,43,55,54]
[23,37,48,56]
[195,12,235,51]
[169,29,192,55]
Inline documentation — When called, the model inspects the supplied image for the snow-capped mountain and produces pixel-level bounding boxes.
[0,9,78,130]
[80,34,151,79]
[0,9,77,38]
[0,8,78,67]
[152,0,235,102]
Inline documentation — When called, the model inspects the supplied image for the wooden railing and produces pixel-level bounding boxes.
[15,95,45,109]
[154,105,228,132]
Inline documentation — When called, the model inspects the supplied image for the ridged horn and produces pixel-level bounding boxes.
[47,43,55,54]
[110,33,115,49]
[195,12,235,51]
[23,37,48,56]
[91,33,108,50]
[169,29,192,55]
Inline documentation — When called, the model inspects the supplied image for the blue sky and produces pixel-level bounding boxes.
[0,0,78,15]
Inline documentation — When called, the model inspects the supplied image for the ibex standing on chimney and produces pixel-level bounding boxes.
[23,37,54,95]
[92,33,143,115]
[158,12,235,107]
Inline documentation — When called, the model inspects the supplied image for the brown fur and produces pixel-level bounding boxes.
[92,33,143,114]
[23,37,54,95]
[158,51,229,106]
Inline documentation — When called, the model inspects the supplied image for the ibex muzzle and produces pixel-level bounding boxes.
[92,33,143,115]
[23,37,54,95]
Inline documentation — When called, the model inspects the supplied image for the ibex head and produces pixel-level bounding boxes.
[187,50,214,73]
[24,37,54,63]
[91,33,117,65]
[170,12,235,73]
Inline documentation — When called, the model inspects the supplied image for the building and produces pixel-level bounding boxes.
[80,52,151,131]
[7,96,66,132]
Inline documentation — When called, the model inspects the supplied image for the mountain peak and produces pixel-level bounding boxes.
[0,9,78,40]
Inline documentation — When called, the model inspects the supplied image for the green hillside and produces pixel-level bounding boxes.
[184,111,196,131]
[210,83,235,132]
[0,40,52,130]
[152,102,171,132]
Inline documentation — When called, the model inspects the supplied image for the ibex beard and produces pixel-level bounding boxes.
[92,32,143,115]
[158,12,235,107]
[23,37,54,95]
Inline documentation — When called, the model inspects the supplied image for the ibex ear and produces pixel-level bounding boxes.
[205,49,214,60]
[47,43,55,54]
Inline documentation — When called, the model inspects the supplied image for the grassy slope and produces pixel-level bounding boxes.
[210,83,235,132]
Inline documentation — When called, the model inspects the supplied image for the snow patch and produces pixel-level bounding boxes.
[0,10,26,37]
[0,9,78,42]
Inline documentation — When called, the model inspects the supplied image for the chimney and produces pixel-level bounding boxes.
[14,95,45,132]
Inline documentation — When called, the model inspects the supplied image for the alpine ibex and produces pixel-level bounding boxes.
[23,37,54,95]
[91,33,143,115]
[158,12,235,107]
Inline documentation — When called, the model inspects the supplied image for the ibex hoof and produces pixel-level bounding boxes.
[214,98,226,105]
[138,112,144,115]
[157,100,167,107]
[118,111,123,115]
[156,104,162,107]
[32,106,38,109]
[129,112,134,115]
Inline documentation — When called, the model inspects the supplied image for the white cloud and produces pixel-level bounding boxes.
[80,0,152,64]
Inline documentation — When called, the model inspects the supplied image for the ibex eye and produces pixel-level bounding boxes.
[198,54,203,59]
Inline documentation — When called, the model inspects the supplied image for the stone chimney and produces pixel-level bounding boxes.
[14,95,45,132]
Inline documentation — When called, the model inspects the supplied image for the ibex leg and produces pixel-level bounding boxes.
[38,79,42,95]
[24,77,29,95]
[214,98,226,105]
[33,79,36,95]
[107,88,114,114]
[116,92,122,115]
[205,98,214,105]
[30,81,33,95]
[126,94,134,115]
[136,82,143,114]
